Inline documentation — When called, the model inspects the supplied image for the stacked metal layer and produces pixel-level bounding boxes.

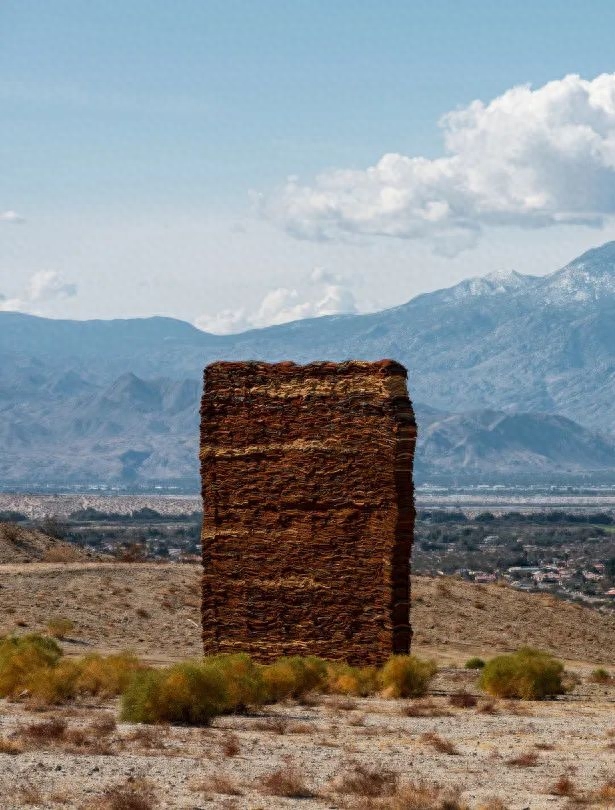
[200,360,416,665]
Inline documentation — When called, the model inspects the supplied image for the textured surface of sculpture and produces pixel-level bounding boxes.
[200,360,416,665]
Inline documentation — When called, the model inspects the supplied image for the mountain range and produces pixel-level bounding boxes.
[2,241,615,488]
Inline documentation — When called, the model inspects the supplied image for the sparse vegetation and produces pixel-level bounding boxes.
[259,762,316,798]
[421,732,460,755]
[334,763,399,797]
[479,648,566,699]
[46,617,75,639]
[449,689,477,708]
[465,656,485,669]
[506,751,539,767]
[590,667,612,684]
[378,655,437,698]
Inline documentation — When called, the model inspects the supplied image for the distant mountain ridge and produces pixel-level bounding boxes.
[2,241,615,487]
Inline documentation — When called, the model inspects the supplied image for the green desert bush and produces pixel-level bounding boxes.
[46,617,75,639]
[479,648,566,700]
[121,661,229,724]
[260,655,329,701]
[465,656,486,670]
[0,634,63,698]
[378,655,437,698]
[326,662,378,696]
[589,667,612,684]
[208,653,267,709]
[75,652,143,698]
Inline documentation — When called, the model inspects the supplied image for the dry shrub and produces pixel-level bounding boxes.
[402,699,451,718]
[477,700,498,714]
[479,648,566,700]
[124,725,166,749]
[220,731,240,757]
[476,800,508,810]
[259,762,316,798]
[95,777,158,810]
[287,721,313,733]
[449,690,477,709]
[0,736,23,754]
[506,751,539,767]
[597,779,615,803]
[378,656,437,698]
[370,781,466,810]
[46,617,75,639]
[192,774,242,796]
[328,695,359,712]
[590,667,612,684]
[550,775,576,796]
[534,741,555,751]
[18,782,43,805]
[252,716,288,734]
[421,732,459,755]
[335,763,399,797]
[89,713,117,735]
[22,716,67,742]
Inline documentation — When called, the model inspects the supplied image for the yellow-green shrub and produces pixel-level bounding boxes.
[46,617,75,639]
[479,648,566,700]
[24,658,80,704]
[261,658,301,701]
[207,653,266,709]
[326,663,378,696]
[75,652,143,698]
[120,661,229,724]
[378,655,437,698]
[0,635,62,698]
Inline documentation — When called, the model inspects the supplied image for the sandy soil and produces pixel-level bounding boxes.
[0,563,613,667]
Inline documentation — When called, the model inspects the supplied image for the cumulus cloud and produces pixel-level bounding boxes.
[0,210,25,224]
[263,73,615,254]
[0,270,78,312]
[196,268,357,334]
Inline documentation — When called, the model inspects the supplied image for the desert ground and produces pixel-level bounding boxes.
[0,560,614,808]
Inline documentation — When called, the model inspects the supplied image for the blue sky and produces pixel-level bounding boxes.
[4,1,615,329]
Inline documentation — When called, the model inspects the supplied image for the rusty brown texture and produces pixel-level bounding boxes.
[200,360,416,665]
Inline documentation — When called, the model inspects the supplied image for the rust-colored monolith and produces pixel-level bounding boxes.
[200,360,416,665]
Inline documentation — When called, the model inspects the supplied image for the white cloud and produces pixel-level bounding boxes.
[196,269,357,334]
[0,210,25,224]
[264,73,615,255]
[0,271,78,312]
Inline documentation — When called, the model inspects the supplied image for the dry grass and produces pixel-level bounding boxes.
[124,726,166,750]
[344,780,467,809]
[18,782,44,805]
[449,690,477,709]
[259,762,316,798]
[549,775,576,796]
[477,700,499,714]
[190,774,242,796]
[220,731,240,757]
[506,751,539,767]
[402,699,451,718]
[421,732,460,755]
[252,716,289,734]
[595,779,615,804]
[0,735,23,754]
[89,777,158,810]
[21,716,67,741]
[334,763,399,797]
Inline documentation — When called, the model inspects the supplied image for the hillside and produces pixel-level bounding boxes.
[3,240,615,487]
[0,523,97,564]
[0,562,613,665]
